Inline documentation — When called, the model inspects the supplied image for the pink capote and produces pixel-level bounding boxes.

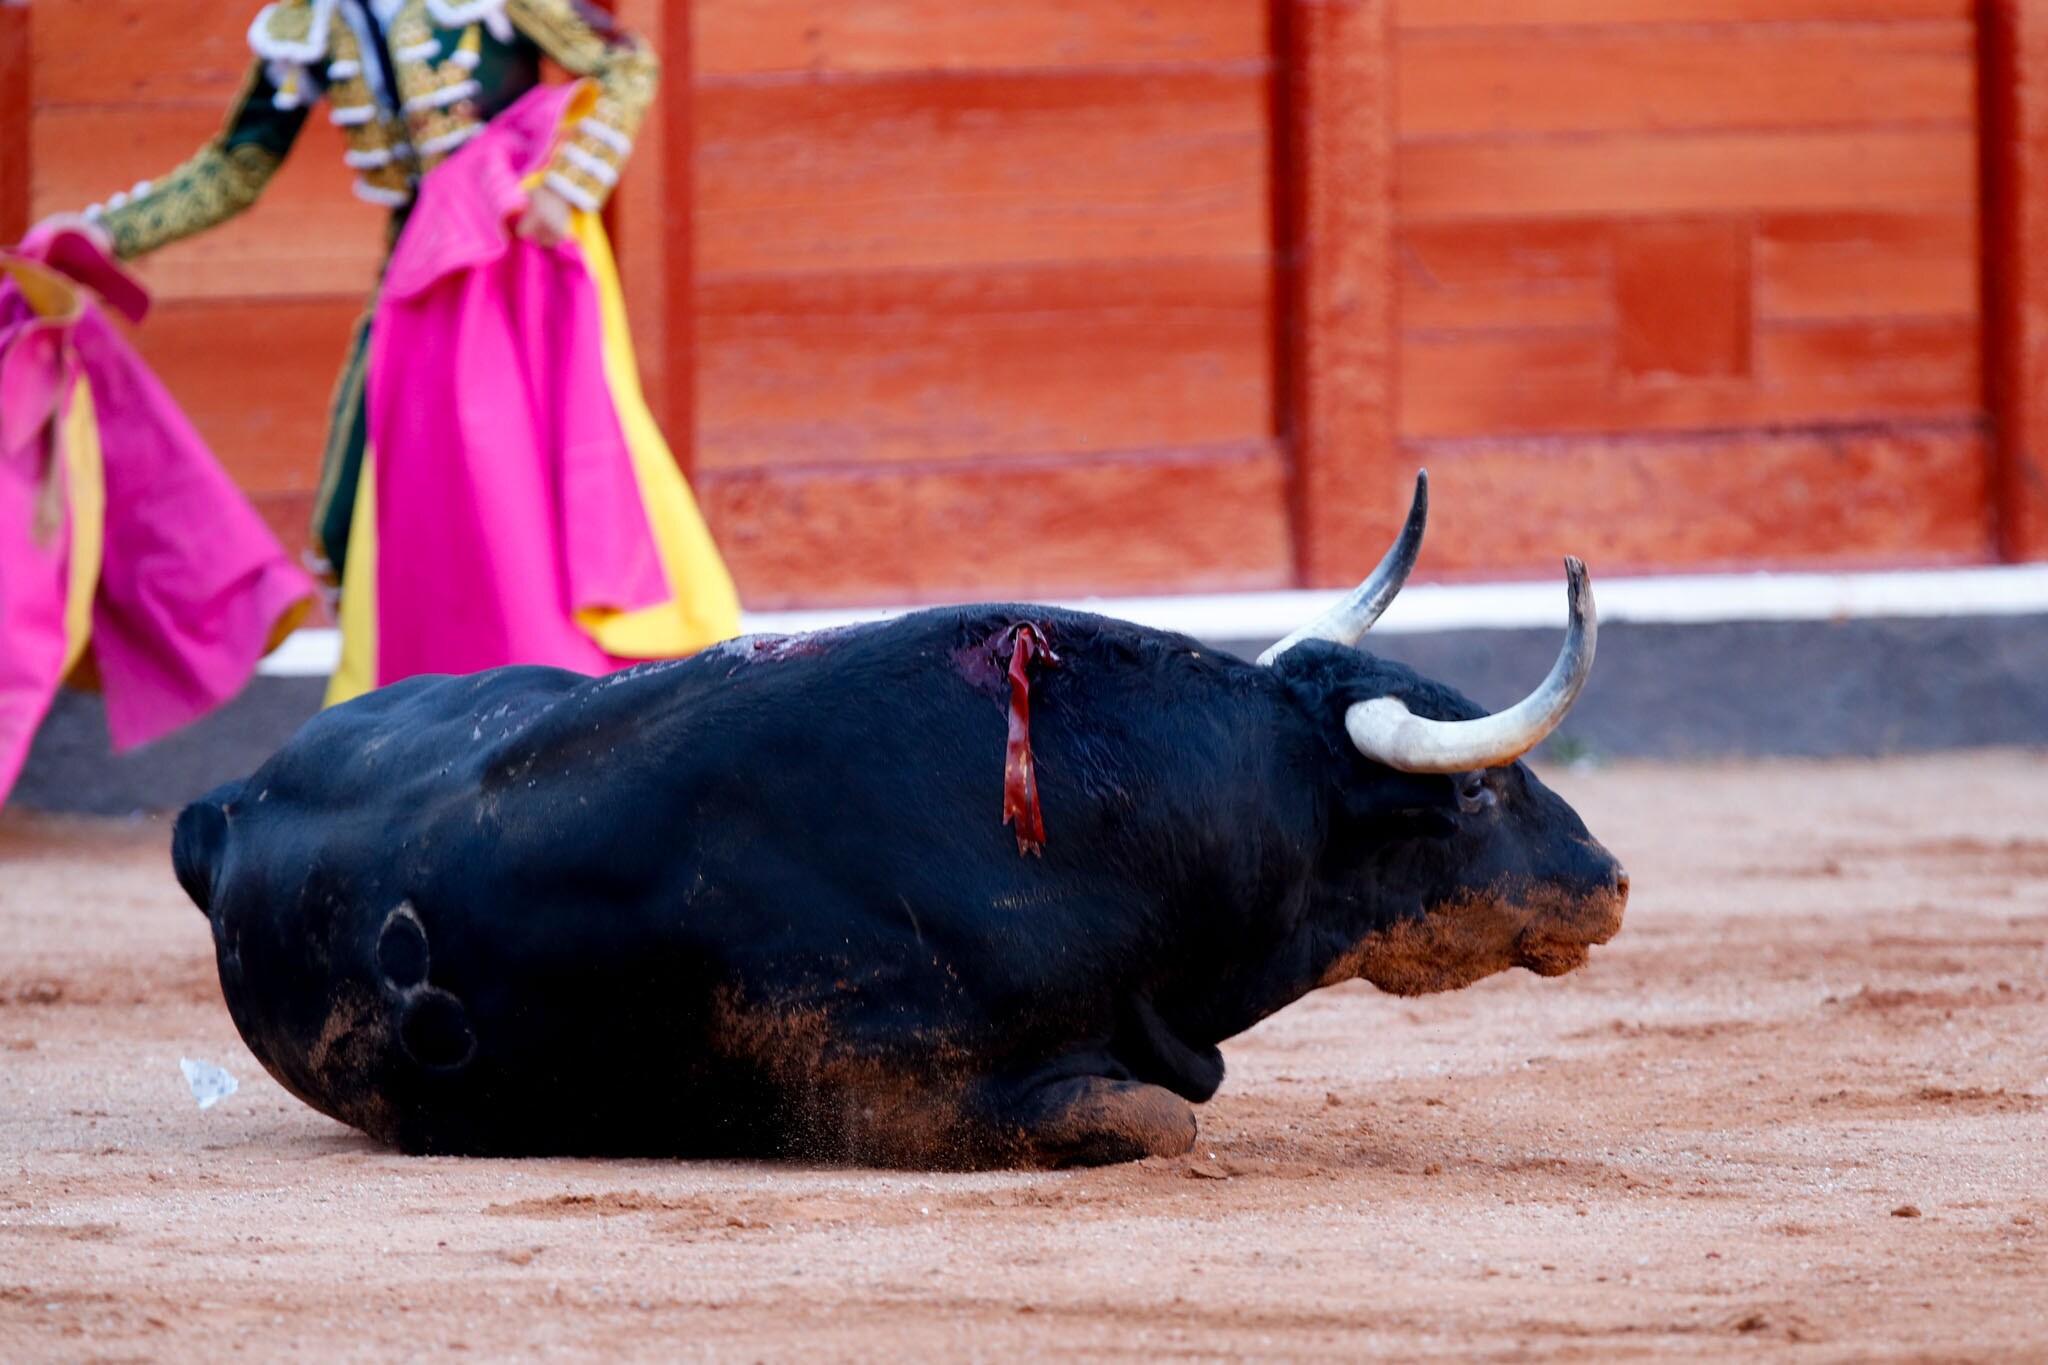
[0,229,312,802]
[368,82,667,685]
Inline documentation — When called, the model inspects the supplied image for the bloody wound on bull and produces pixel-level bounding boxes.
[1001,623,1061,856]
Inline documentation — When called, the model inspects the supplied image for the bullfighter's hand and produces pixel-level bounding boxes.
[514,185,574,248]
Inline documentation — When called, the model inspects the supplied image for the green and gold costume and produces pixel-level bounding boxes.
[85,0,657,578]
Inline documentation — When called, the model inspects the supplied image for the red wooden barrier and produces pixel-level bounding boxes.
[1276,0,1405,589]
[1388,0,1992,578]
[0,1,29,245]
[687,0,1287,605]
[1983,0,2048,562]
[11,0,2044,607]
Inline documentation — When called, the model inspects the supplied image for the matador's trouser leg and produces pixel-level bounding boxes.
[309,306,372,584]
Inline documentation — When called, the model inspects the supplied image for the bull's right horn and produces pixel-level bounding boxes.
[1257,471,1429,667]
[1343,557,1598,773]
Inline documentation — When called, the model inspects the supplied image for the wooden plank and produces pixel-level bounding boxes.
[32,0,250,109]
[1983,0,2048,561]
[1400,221,1613,285]
[1407,426,1991,575]
[609,0,668,419]
[698,443,1292,608]
[33,110,388,302]
[697,259,1272,469]
[1614,220,1750,379]
[0,0,28,244]
[698,0,1266,76]
[249,491,314,562]
[128,297,364,497]
[1400,276,1611,332]
[1398,221,1614,332]
[1396,0,1970,29]
[1400,129,1976,221]
[1404,212,1981,334]
[658,0,695,474]
[1402,331,1614,438]
[1399,24,1973,138]
[1277,0,1401,589]
[1400,320,1979,437]
[608,0,687,461]
[693,67,1270,274]
[1756,319,1981,415]
[1756,211,1978,320]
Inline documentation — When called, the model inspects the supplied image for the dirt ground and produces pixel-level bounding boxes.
[2,751,2046,1362]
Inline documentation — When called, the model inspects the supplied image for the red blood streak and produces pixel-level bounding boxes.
[1001,623,1060,857]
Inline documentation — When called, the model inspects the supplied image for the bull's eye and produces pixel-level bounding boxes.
[1456,773,1497,816]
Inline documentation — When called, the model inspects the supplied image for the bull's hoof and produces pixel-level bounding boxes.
[1011,1076,1198,1168]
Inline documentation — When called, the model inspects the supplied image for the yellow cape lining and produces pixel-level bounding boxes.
[59,380,106,683]
[325,141,739,706]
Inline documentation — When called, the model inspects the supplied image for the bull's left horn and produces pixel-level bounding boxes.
[1344,557,1597,774]
[1258,471,1429,667]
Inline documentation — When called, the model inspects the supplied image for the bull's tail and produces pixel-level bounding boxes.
[171,792,233,919]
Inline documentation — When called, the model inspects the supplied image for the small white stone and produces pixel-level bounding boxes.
[179,1058,239,1110]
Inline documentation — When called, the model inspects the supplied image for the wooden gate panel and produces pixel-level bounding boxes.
[1,2,28,246]
[1401,131,1974,222]
[122,297,369,562]
[33,0,254,104]
[1375,0,1991,579]
[696,260,1270,472]
[1983,0,2048,560]
[694,70,1268,273]
[1415,430,1991,575]
[1396,0,1969,25]
[1279,0,1403,589]
[1401,321,1981,438]
[698,444,1290,606]
[692,0,1286,606]
[12,0,2040,608]
[1397,221,1612,332]
[696,0,1265,76]
[1400,22,1973,137]
[32,110,385,303]
[1755,211,1978,320]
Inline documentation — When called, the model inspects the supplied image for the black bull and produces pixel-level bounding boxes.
[173,507,1627,1168]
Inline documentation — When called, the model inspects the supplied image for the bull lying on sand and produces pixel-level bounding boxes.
[173,473,1627,1167]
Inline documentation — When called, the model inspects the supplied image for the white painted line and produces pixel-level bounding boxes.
[259,628,345,678]
[257,562,2048,678]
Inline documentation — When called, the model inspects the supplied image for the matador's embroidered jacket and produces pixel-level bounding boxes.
[89,0,653,252]
[81,0,656,575]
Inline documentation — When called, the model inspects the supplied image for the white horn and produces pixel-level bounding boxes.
[1343,557,1597,773]
[1257,471,1428,667]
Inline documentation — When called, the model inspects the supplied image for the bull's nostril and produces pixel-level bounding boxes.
[1613,868,1631,899]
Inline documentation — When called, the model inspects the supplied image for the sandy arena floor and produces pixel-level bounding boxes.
[2,751,2046,1361]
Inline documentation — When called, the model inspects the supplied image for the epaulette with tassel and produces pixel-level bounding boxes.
[246,0,339,110]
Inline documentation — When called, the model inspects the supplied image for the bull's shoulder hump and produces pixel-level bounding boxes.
[891,602,1256,670]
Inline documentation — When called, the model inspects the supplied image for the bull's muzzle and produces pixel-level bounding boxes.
[1513,864,1629,976]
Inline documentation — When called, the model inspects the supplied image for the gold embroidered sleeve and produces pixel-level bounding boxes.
[505,0,657,212]
[90,61,305,260]
[95,142,285,260]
